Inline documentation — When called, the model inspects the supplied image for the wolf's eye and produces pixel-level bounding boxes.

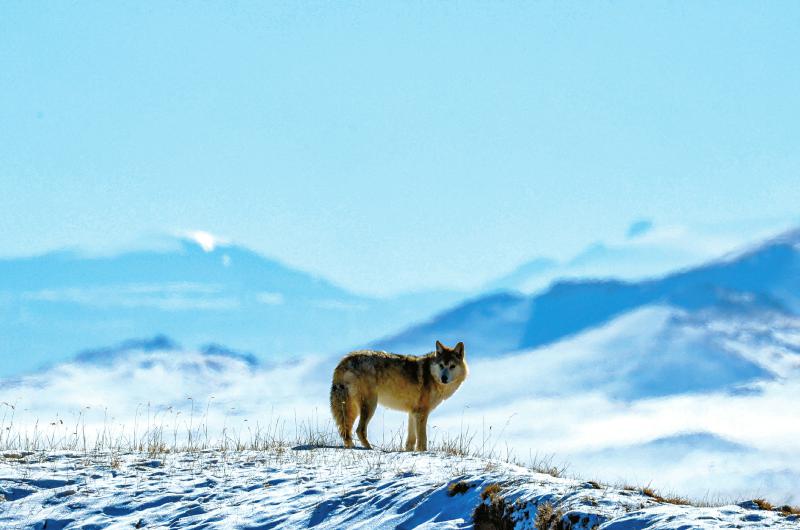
[449,364,455,370]
[438,362,445,368]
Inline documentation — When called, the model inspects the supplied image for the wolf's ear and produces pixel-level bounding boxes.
[435,340,446,354]
[454,342,465,358]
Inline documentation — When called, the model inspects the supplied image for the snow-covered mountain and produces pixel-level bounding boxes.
[0,235,465,377]
[374,228,800,358]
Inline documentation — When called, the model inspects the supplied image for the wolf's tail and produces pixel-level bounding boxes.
[330,382,353,447]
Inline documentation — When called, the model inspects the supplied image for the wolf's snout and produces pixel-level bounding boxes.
[441,374,449,384]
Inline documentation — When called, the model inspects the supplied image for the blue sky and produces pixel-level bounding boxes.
[2,2,799,295]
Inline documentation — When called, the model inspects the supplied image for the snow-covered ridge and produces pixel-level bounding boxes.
[0,448,797,529]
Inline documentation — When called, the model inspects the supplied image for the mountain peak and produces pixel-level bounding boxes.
[626,219,654,239]
[180,230,229,253]
[772,226,800,246]
[711,225,800,266]
[74,335,180,365]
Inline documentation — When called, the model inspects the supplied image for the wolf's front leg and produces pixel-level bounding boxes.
[414,411,429,451]
[404,413,417,451]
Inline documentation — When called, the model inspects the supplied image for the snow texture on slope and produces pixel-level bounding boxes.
[1,448,797,529]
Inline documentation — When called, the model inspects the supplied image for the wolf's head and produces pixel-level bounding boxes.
[431,340,468,385]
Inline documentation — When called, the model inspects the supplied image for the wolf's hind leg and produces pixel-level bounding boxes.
[356,395,377,449]
[414,411,430,451]
[404,413,417,451]
[330,383,358,448]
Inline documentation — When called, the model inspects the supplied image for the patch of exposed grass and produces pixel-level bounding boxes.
[640,486,657,498]
[527,453,567,478]
[448,480,471,496]
[659,495,691,506]
[753,498,774,511]
[640,486,690,506]
[744,499,800,517]
[435,429,477,457]
[473,484,515,530]
[481,483,502,501]
[534,502,564,530]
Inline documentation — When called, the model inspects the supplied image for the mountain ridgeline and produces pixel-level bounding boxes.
[2,228,798,378]
[372,228,800,357]
[0,238,464,376]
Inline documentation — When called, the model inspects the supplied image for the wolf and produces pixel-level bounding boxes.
[330,340,468,451]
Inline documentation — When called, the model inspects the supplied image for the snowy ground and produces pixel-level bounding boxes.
[1,447,797,529]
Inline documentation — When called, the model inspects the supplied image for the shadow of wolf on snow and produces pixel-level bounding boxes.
[330,340,468,451]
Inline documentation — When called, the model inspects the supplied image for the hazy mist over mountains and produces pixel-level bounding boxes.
[2,225,800,501]
[0,233,464,376]
[2,222,794,377]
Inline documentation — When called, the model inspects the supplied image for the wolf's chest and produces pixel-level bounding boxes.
[375,380,428,411]
[377,391,416,411]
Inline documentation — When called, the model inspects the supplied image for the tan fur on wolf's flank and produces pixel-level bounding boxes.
[330,341,468,451]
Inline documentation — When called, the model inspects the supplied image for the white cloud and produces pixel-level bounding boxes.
[313,300,369,311]
[20,283,239,311]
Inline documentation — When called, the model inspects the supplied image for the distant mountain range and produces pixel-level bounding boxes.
[372,228,800,359]
[3,227,798,379]
[0,236,465,376]
[2,228,798,503]
[483,234,701,294]
[481,221,795,294]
